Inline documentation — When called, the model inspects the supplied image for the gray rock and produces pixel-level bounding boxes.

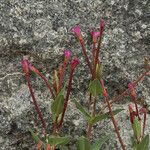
[0,0,150,149]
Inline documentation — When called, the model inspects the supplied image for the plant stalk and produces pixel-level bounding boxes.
[36,71,55,99]
[25,75,46,134]
[79,39,93,76]
[99,70,150,113]
[104,97,126,150]
[58,68,74,129]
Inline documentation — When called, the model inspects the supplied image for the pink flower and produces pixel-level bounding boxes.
[71,25,81,37]
[91,31,100,43]
[128,82,134,89]
[21,59,29,75]
[64,50,71,59]
[71,57,79,69]
[100,19,105,35]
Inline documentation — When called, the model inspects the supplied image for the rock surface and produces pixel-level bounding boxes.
[0,0,150,149]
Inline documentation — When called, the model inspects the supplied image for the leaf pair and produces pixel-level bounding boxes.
[76,135,110,150]
[74,100,123,125]
[29,129,70,149]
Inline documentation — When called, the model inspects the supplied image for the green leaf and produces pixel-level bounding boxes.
[95,64,103,79]
[76,136,91,150]
[29,128,41,143]
[132,117,141,141]
[88,79,102,96]
[29,128,46,148]
[74,100,91,120]
[51,91,64,121]
[112,109,124,115]
[91,135,110,150]
[89,109,124,125]
[48,136,70,147]
[137,135,149,150]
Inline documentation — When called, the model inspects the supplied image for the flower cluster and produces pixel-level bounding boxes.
[20,19,150,150]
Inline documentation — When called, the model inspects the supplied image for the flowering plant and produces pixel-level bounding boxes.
[21,51,79,150]
[21,19,150,150]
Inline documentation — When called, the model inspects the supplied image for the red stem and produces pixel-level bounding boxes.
[59,62,67,91]
[99,70,150,113]
[105,97,126,150]
[93,36,102,78]
[25,75,46,134]
[58,68,74,129]
[37,72,55,100]
[79,39,93,76]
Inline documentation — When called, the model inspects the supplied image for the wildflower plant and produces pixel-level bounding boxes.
[21,51,79,149]
[21,19,150,150]
[128,83,149,150]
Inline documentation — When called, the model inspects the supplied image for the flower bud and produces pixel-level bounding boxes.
[71,25,82,40]
[64,50,71,59]
[91,31,100,43]
[21,59,30,75]
[71,57,79,70]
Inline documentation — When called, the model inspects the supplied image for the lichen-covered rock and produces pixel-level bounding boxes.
[0,0,149,149]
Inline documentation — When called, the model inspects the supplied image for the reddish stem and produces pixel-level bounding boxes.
[25,75,46,134]
[52,116,58,135]
[79,39,93,76]
[93,36,102,78]
[58,68,74,129]
[104,97,126,150]
[36,72,55,100]
[99,70,150,113]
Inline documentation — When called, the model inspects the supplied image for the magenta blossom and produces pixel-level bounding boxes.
[21,59,29,75]
[71,25,81,37]
[71,57,79,69]
[64,50,71,59]
[128,82,134,89]
[91,31,100,42]
[100,19,105,36]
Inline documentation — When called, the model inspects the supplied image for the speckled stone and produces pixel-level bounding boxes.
[0,0,150,149]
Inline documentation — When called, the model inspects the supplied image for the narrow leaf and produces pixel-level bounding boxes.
[137,135,149,150]
[91,135,110,150]
[51,93,64,121]
[48,136,70,147]
[88,79,102,96]
[132,117,141,141]
[74,100,91,120]
[96,64,103,79]
[29,128,41,143]
[76,136,91,150]
[90,109,124,125]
